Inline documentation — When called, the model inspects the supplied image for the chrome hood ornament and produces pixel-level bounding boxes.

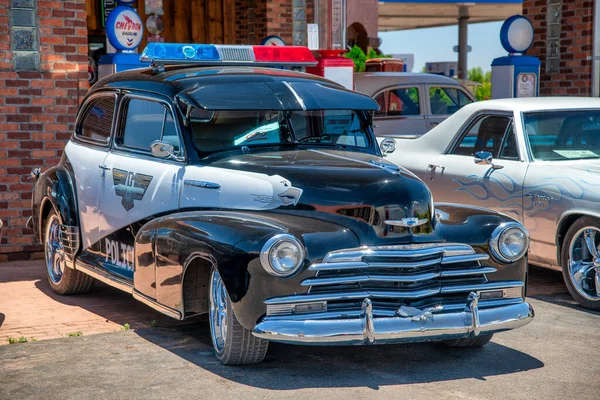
[385,217,428,228]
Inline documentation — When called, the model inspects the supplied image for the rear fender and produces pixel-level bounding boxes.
[32,165,79,244]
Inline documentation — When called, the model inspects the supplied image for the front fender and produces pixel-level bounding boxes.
[435,203,528,285]
[32,165,78,243]
[137,211,358,329]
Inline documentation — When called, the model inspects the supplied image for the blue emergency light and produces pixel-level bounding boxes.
[140,43,317,67]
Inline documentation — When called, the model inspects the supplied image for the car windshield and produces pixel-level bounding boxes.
[189,109,371,153]
[523,110,600,161]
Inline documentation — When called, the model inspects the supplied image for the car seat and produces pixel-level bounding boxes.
[474,116,510,157]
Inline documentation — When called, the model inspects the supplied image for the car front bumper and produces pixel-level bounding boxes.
[252,297,534,345]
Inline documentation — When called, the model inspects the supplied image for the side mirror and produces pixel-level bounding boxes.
[151,140,176,159]
[474,151,503,169]
[380,138,396,156]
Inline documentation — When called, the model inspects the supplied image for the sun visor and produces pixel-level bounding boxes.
[177,80,380,111]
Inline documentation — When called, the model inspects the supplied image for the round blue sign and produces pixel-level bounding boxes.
[500,15,534,54]
[106,6,144,51]
[117,0,136,4]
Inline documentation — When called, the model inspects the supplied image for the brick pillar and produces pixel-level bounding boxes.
[236,0,294,44]
[0,0,88,262]
[523,0,593,96]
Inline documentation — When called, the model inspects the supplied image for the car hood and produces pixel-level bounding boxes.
[204,148,435,242]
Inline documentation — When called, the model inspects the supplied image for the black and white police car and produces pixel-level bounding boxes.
[29,43,533,365]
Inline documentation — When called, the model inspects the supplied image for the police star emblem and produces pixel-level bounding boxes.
[112,169,153,211]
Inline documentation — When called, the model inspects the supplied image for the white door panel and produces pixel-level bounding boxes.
[98,153,183,241]
[428,154,527,222]
[64,141,108,249]
[180,166,302,210]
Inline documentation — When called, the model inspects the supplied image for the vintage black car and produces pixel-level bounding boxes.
[29,44,533,365]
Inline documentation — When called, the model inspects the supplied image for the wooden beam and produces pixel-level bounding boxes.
[173,0,192,43]
[191,0,206,44]
[207,0,224,44]
[223,0,235,44]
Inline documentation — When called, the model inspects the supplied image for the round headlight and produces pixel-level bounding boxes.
[489,222,530,263]
[260,234,305,277]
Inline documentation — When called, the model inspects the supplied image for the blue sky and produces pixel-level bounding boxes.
[379,21,506,73]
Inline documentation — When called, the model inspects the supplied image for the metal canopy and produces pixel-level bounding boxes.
[378,0,523,31]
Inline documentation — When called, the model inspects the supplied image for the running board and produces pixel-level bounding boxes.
[75,260,133,294]
[75,260,183,320]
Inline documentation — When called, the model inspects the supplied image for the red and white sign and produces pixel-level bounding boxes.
[107,7,143,51]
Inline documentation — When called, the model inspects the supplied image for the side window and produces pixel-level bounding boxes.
[451,115,511,157]
[387,87,420,116]
[430,87,472,115]
[77,95,116,144]
[374,92,386,116]
[499,124,519,160]
[117,98,181,155]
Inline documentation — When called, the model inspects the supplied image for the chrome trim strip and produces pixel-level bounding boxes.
[302,266,497,287]
[440,266,497,277]
[75,260,133,294]
[441,253,489,264]
[253,300,534,345]
[441,281,524,294]
[322,243,475,263]
[266,281,522,305]
[308,258,441,271]
[133,290,183,320]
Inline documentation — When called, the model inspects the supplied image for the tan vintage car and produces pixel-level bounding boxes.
[354,72,476,138]
[381,97,600,310]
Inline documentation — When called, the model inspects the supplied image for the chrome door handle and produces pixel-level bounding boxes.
[184,180,220,189]
[427,164,445,181]
[98,164,111,178]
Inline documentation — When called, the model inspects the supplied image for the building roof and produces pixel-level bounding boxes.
[378,0,523,31]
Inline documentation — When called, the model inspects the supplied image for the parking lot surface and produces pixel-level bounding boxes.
[0,262,599,400]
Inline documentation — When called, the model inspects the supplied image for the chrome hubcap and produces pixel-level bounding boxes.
[45,215,65,284]
[209,269,228,354]
[568,227,600,301]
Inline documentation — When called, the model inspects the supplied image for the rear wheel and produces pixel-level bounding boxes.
[561,217,600,310]
[444,334,493,348]
[44,211,94,295]
[209,268,268,365]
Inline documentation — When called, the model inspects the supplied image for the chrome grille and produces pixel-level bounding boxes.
[264,243,524,317]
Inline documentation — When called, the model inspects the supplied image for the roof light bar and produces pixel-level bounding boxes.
[140,43,317,68]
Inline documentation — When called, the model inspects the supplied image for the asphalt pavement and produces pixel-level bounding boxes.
[0,266,599,400]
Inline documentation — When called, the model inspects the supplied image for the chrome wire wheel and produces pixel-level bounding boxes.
[45,214,65,284]
[209,269,228,355]
[568,226,600,302]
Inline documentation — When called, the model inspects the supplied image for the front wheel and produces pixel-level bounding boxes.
[209,268,269,365]
[44,211,94,295]
[561,217,600,310]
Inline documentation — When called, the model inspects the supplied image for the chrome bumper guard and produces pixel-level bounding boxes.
[252,293,534,345]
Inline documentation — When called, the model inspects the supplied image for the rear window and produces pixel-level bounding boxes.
[76,95,116,144]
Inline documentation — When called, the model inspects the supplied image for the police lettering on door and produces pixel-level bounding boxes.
[105,239,134,271]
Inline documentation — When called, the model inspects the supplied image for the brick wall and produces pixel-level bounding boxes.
[235,0,294,44]
[523,0,593,96]
[0,0,88,262]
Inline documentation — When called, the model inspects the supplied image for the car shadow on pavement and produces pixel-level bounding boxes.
[527,266,600,316]
[135,325,544,389]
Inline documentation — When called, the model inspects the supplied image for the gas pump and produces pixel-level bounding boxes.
[98,1,148,80]
[306,0,355,90]
[491,15,541,99]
